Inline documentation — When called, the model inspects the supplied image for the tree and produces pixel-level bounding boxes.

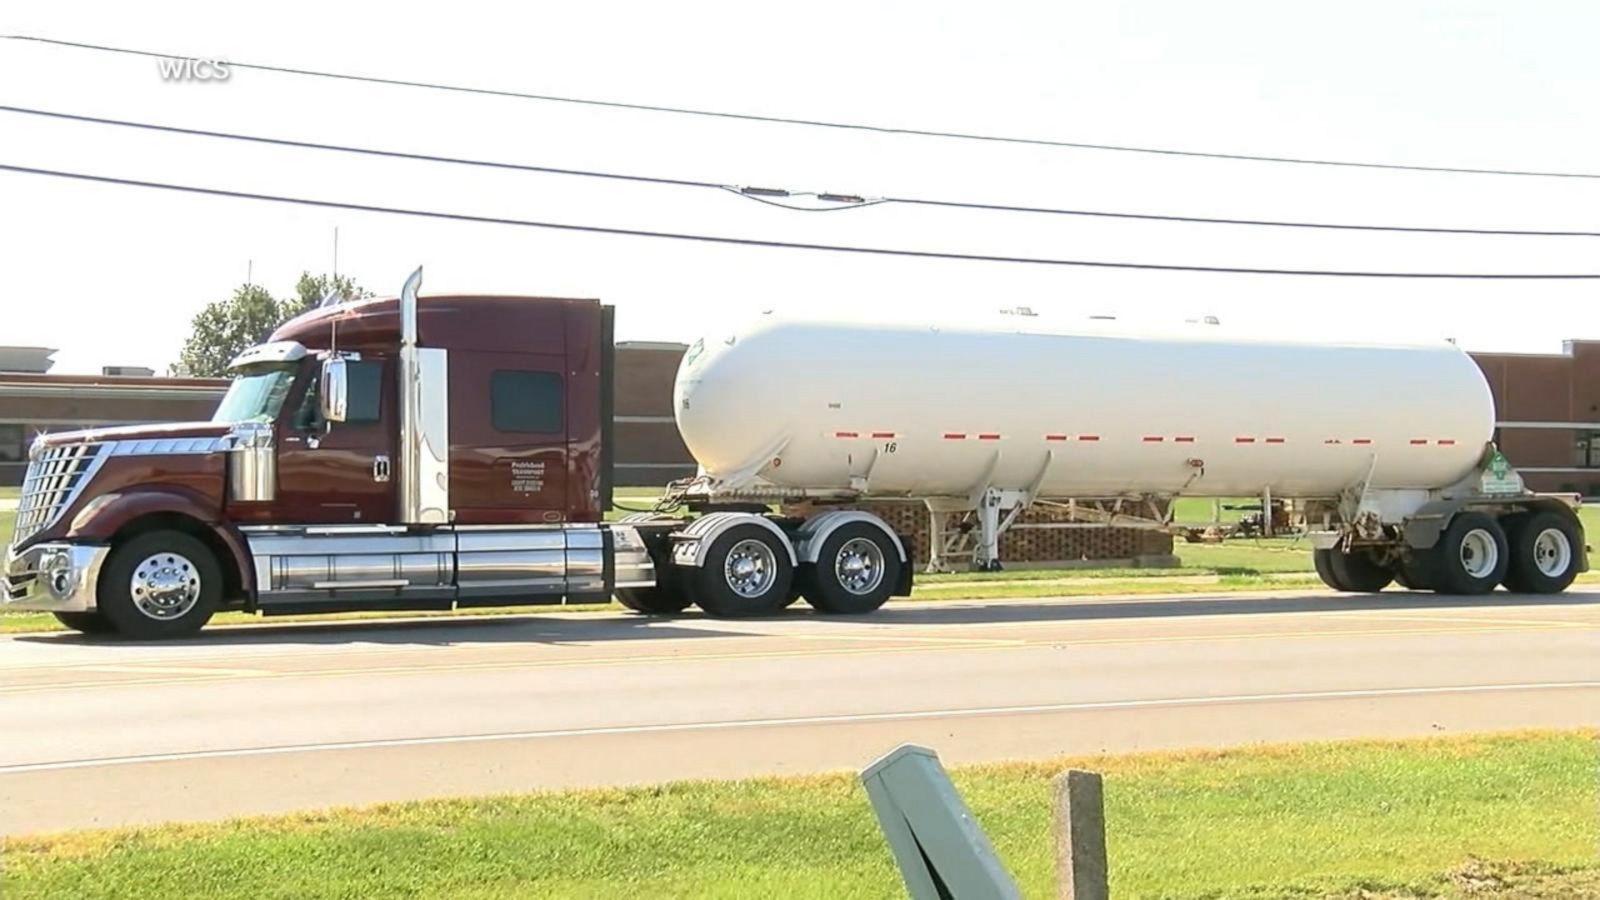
[171,273,371,377]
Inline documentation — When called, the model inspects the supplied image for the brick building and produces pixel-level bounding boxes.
[1473,340,1600,495]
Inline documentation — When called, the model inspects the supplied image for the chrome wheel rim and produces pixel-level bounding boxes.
[1532,528,1572,577]
[834,537,885,595]
[723,539,776,598]
[1458,529,1499,580]
[129,552,201,620]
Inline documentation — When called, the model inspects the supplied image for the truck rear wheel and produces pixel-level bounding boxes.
[803,523,901,615]
[1502,511,1581,594]
[615,565,692,615]
[1418,512,1508,595]
[97,530,221,639]
[51,611,117,635]
[692,525,793,618]
[1314,547,1392,592]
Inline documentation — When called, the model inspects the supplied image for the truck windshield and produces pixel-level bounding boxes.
[212,363,299,424]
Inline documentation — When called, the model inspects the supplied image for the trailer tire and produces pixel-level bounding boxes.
[51,611,117,635]
[97,530,220,639]
[1316,546,1392,592]
[692,525,793,618]
[1420,512,1508,595]
[1501,511,1580,594]
[804,523,901,615]
[1394,554,1436,591]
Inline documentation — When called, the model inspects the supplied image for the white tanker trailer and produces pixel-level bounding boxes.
[621,312,1586,617]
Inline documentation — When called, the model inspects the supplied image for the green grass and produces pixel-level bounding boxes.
[2,731,1594,899]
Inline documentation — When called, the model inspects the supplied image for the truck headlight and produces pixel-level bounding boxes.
[42,551,75,599]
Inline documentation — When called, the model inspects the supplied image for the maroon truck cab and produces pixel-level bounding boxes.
[0,270,659,637]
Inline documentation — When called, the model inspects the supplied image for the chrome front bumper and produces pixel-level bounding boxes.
[1,542,109,612]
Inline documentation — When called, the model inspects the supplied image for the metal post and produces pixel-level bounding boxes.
[977,489,1002,571]
[1055,770,1108,900]
[1261,485,1273,538]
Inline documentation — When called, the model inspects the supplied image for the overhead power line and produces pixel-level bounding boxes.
[7,33,1600,181]
[6,105,1597,238]
[3,162,1598,279]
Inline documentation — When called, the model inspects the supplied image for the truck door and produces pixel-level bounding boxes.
[449,350,569,522]
[274,358,397,524]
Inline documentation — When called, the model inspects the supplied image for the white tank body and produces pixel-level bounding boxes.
[672,315,1496,500]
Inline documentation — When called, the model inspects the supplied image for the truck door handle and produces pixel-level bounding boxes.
[373,455,391,483]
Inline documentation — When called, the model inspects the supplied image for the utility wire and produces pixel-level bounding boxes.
[5,105,1597,238]
[6,33,1600,181]
[4,162,1598,278]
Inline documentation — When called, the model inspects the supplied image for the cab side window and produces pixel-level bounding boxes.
[491,370,563,434]
[296,360,384,430]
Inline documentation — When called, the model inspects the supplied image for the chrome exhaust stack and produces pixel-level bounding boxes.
[397,267,451,524]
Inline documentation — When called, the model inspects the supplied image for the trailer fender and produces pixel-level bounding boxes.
[793,511,908,565]
[670,511,797,568]
[1401,500,1461,550]
[66,487,256,599]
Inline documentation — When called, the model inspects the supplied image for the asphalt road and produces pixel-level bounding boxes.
[4,588,1598,835]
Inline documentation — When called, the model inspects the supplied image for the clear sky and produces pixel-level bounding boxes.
[4,0,1599,373]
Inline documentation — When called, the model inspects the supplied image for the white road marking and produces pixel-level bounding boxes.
[4,680,1596,775]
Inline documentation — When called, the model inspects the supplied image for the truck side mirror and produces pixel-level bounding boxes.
[320,357,349,424]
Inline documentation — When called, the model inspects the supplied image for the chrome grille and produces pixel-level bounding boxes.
[10,442,107,547]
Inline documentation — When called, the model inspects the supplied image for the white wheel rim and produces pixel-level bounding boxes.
[129,552,201,620]
[1458,529,1499,580]
[1532,528,1572,577]
[723,539,776,598]
[834,537,886,596]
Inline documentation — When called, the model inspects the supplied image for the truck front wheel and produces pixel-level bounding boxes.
[692,526,793,618]
[51,611,117,635]
[97,530,221,639]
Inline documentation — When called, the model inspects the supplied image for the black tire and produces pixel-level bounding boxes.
[1313,548,1343,590]
[803,523,902,615]
[1393,554,1435,591]
[692,525,793,618]
[615,582,692,615]
[51,611,117,635]
[1502,511,1582,594]
[97,530,221,639]
[1417,512,1509,595]
[1316,546,1392,592]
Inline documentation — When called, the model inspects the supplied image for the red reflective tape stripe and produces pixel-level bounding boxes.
[1437,439,1456,446]
[1265,437,1286,444]
[1352,438,1373,445]
[834,431,859,439]
[1174,436,1195,443]
[1235,437,1256,443]
[1045,434,1069,441]
[1409,438,1428,445]
[871,432,896,439]
[1142,436,1164,443]
[943,433,966,440]
[1078,435,1100,442]
[978,433,1002,441]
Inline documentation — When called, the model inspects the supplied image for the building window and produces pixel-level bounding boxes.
[491,370,563,434]
[1578,432,1600,468]
[0,424,24,462]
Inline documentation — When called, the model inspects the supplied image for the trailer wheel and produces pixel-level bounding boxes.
[1419,512,1508,595]
[51,611,117,635]
[1393,554,1436,591]
[804,523,902,615]
[692,525,793,618]
[97,530,221,639]
[1315,547,1392,592]
[1501,511,1581,594]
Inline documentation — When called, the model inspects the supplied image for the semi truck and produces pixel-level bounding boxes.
[2,269,1585,638]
